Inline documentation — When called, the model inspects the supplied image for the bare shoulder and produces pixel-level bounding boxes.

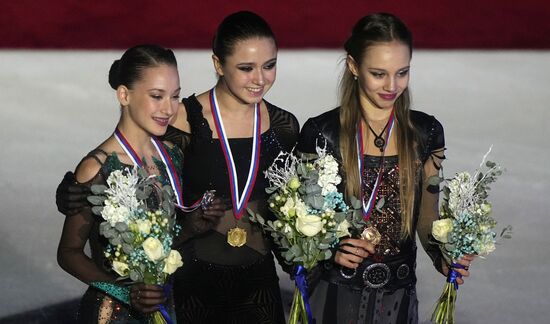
[74,137,117,183]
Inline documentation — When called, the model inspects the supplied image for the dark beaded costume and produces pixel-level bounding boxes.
[297,107,445,324]
[167,95,299,324]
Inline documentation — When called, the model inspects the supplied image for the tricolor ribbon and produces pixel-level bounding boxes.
[209,88,261,219]
[295,266,316,324]
[356,109,395,220]
[114,128,201,211]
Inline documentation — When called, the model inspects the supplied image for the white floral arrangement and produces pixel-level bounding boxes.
[429,147,512,324]
[248,146,351,324]
[88,167,183,323]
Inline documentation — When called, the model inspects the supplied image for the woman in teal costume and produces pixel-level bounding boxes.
[57,44,183,323]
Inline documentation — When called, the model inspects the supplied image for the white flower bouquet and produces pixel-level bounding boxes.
[88,167,183,324]
[248,146,351,324]
[429,148,511,324]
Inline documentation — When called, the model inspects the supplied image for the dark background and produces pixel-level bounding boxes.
[2,0,549,49]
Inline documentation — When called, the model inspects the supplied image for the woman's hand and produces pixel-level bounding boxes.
[200,197,227,223]
[55,171,90,216]
[442,254,476,285]
[130,283,166,314]
[334,238,376,269]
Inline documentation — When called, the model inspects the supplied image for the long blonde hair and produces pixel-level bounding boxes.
[339,13,419,238]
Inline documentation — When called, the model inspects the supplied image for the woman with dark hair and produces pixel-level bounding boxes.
[166,11,298,323]
[57,44,183,323]
[55,11,298,323]
[298,13,474,323]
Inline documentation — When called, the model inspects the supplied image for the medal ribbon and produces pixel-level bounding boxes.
[356,109,395,220]
[209,88,261,219]
[114,128,198,210]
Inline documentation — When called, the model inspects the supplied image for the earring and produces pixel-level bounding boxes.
[353,75,358,81]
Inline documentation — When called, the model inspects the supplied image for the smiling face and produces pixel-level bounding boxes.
[119,64,181,136]
[213,37,277,105]
[348,40,411,111]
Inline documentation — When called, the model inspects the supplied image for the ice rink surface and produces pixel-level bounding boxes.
[1,49,549,323]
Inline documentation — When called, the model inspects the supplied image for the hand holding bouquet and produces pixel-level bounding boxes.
[87,167,183,324]
[248,146,351,324]
[429,148,512,324]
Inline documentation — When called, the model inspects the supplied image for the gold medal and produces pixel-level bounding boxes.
[227,227,247,247]
[361,226,381,246]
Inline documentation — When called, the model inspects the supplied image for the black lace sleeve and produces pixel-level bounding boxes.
[57,153,117,284]
[297,108,341,158]
[266,101,300,151]
[162,125,191,152]
[414,113,447,275]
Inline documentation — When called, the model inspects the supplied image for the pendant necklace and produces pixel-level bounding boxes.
[366,119,390,152]
[357,109,395,244]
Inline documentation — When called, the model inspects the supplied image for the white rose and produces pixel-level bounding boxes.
[336,219,351,238]
[432,218,453,243]
[142,237,165,262]
[163,250,183,274]
[112,260,129,276]
[296,215,323,237]
[136,219,152,235]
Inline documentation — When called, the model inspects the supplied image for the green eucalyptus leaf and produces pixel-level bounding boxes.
[135,189,148,200]
[111,236,122,246]
[87,196,106,206]
[349,196,362,210]
[129,270,141,282]
[115,222,128,232]
[324,249,333,260]
[283,251,294,262]
[122,243,133,254]
[90,184,108,195]
[290,245,302,258]
[375,196,385,212]
[91,206,104,216]
[304,194,324,210]
[427,176,443,186]
[122,232,134,243]
[265,186,277,194]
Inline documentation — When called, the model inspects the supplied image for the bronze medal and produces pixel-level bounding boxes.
[361,226,382,246]
[227,227,247,247]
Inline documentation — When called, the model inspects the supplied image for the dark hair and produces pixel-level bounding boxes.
[212,11,277,64]
[108,44,177,90]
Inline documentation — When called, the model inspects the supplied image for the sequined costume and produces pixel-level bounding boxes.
[297,107,445,324]
[166,95,299,324]
[58,146,182,323]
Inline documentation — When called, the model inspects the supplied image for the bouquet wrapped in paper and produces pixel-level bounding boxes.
[248,146,351,324]
[429,148,511,324]
[87,167,183,324]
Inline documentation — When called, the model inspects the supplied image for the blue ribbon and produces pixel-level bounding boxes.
[295,266,316,324]
[158,283,174,324]
[447,262,465,290]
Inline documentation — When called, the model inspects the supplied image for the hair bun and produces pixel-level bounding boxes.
[108,59,121,89]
